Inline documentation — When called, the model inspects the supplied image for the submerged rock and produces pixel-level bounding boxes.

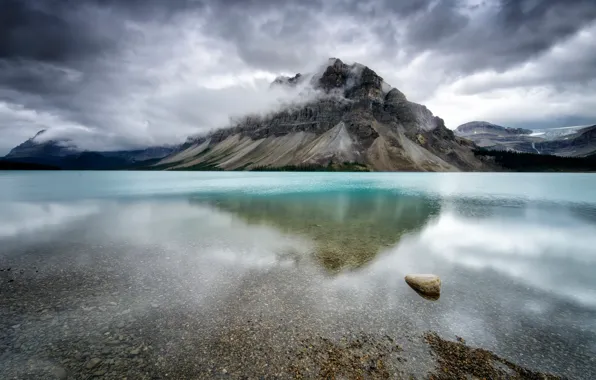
[85,358,102,369]
[51,366,67,379]
[405,274,441,300]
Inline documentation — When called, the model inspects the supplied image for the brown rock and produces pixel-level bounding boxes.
[405,274,441,300]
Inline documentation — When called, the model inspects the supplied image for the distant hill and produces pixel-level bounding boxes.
[455,121,532,136]
[455,121,596,157]
[3,131,177,170]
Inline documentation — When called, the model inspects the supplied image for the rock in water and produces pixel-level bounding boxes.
[85,358,102,369]
[51,366,68,379]
[405,274,441,300]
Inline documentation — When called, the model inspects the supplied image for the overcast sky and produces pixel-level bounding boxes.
[1,0,595,154]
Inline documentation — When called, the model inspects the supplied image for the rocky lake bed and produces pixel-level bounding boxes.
[0,255,566,379]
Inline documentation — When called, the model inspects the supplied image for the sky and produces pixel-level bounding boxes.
[1,0,596,154]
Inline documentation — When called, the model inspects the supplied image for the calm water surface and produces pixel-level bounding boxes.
[1,171,595,379]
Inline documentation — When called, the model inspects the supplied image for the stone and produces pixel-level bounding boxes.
[85,358,102,369]
[51,366,68,379]
[129,348,140,356]
[405,274,441,300]
[92,369,106,377]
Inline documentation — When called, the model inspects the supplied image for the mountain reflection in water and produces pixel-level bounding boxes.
[191,190,441,272]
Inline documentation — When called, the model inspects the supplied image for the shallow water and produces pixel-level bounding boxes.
[1,171,595,378]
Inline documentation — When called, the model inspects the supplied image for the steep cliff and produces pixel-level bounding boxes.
[157,58,488,171]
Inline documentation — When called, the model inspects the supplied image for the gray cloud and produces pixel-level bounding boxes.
[1,0,596,154]
[432,0,596,73]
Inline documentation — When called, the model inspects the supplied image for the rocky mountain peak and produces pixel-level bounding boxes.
[315,58,387,102]
[33,129,48,139]
[317,58,350,91]
[271,58,389,105]
[6,129,77,159]
[271,73,304,88]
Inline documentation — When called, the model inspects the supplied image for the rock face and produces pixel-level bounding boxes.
[271,73,304,88]
[405,274,441,300]
[157,58,490,172]
[455,121,596,157]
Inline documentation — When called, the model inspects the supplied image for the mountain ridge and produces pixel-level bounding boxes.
[455,121,533,136]
[4,131,176,170]
[5,129,78,160]
[454,121,596,157]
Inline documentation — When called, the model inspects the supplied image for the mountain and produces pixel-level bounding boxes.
[155,58,490,172]
[454,121,596,157]
[531,125,596,156]
[455,121,532,137]
[4,130,177,170]
[5,130,78,160]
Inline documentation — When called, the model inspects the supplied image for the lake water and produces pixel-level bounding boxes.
[1,171,595,379]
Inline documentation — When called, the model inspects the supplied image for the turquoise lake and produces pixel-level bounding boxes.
[1,171,595,378]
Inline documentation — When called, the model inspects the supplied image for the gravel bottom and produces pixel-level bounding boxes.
[1,262,562,380]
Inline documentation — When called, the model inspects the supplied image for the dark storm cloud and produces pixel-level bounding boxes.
[459,0,596,72]
[402,0,470,53]
[193,0,596,75]
[0,0,121,64]
[198,0,438,71]
[0,0,595,153]
[2,0,596,80]
[0,0,207,69]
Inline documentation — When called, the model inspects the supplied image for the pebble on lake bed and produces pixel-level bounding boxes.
[405,274,441,300]
[85,358,102,369]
